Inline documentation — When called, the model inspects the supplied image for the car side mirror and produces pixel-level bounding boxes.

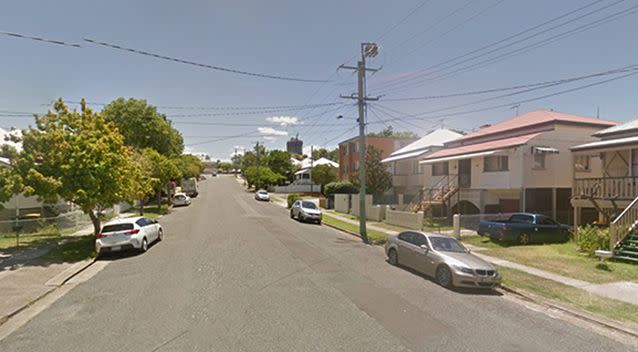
[420,244,429,253]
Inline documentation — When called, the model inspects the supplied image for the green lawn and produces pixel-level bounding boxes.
[126,205,169,220]
[464,236,638,284]
[322,214,388,244]
[0,225,63,250]
[42,234,96,262]
[499,266,638,325]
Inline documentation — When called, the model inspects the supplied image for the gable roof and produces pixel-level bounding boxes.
[592,118,638,137]
[381,128,463,163]
[457,110,616,142]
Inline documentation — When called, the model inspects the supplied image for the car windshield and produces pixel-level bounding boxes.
[258,191,268,194]
[302,201,317,209]
[101,223,133,233]
[429,237,466,253]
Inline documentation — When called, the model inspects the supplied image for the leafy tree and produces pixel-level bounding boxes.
[349,146,392,196]
[311,164,338,196]
[141,148,181,207]
[102,98,184,156]
[173,154,205,179]
[218,162,232,173]
[0,145,18,160]
[0,166,21,205]
[312,148,339,162]
[244,166,284,190]
[231,154,243,172]
[368,126,418,139]
[267,150,294,183]
[13,99,141,234]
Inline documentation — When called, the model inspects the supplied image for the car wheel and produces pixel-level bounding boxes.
[290,210,294,219]
[518,233,531,245]
[158,229,163,242]
[299,214,305,222]
[140,238,148,253]
[316,220,321,225]
[388,249,398,266]
[436,265,453,288]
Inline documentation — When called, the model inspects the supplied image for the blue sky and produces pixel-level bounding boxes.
[1,0,637,160]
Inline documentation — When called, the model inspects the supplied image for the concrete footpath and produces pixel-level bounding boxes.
[324,210,638,307]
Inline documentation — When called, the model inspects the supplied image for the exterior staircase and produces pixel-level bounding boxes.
[409,174,459,213]
[609,195,638,263]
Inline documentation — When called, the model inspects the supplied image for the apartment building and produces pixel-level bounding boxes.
[338,135,416,181]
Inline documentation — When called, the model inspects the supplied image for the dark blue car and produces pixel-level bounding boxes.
[477,213,571,245]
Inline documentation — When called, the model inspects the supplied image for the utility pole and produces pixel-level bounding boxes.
[255,142,260,190]
[339,42,381,244]
[234,147,238,178]
[310,145,314,193]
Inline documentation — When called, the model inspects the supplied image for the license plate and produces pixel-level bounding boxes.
[110,246,121,252]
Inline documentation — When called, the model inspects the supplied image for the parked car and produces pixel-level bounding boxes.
[95,217,163,255]
[290,200,322,224]
[255,189,270,201]
[172,193,191,206]
[477,212,571,245]
[212,171,218,177]
[181,177,199,197]
[385,231,501,289]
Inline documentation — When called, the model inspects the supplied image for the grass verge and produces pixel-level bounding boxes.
[463,236,638,284]
[499,266,638,325]
[0,225,62,250]
[127,205,170,220]
[42,235,96,262]
[322,214,388,244]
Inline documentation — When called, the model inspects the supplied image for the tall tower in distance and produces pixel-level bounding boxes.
[286,133,303,155]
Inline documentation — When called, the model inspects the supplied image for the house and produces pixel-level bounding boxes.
[418,110,617,223]
[381,128,464,199]
[571,118,638,224]
[338,135,417,181]
[293,157,339,184]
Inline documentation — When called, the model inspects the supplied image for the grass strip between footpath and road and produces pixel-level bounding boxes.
[42,234,96,262]
[463,236,638,284]
[0,225,63,251]
[322,214,388,245]
[499,266,638,326]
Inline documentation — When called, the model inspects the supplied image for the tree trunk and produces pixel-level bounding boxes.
[88,210,101,235]
[157,191,162,209]
[139,199,145,216]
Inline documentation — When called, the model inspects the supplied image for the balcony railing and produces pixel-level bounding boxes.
[574,176,638,200]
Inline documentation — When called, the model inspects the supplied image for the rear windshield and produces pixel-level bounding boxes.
[302,201,317,209]
[429,237,466,253]
[101,223,134,233]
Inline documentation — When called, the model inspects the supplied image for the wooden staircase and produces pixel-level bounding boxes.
[409,174,459,213]
[610,196,638,263]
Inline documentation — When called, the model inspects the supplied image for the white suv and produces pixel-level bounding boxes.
[96,217,163,255]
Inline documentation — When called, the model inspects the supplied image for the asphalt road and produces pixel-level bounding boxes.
[0,175,635,351]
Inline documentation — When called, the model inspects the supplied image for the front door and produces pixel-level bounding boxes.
[459,159,471,188]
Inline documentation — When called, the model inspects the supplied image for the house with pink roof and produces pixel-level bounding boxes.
[417,110,617,223]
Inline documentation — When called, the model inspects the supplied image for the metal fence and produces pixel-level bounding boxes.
[0,210,91,234]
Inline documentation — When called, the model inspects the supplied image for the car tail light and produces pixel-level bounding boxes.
[126,229,140,235]
[96,233,105,239]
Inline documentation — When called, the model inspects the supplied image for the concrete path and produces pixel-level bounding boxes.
[325,210,638,306]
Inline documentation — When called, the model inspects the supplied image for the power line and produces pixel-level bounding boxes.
[1,30,81,48]
[373,0,610,93]
[381,1,637,94]
[376,0,434,41]
[57,100,344,111]
[84,38,329,83]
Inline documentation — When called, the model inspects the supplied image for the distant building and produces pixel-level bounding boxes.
[287,135,303,155]
[338,135,417,181]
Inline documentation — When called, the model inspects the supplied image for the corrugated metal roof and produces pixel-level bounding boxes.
[571,135,638,151]
[592,118,638,137]
[388,128,463,156]
[381,149,430,163]
[457,110,616,141]
[424,133,541,160]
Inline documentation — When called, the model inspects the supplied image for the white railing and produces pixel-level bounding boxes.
[574,177,638,200]
[609,195,638,250]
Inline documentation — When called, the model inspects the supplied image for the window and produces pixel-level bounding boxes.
[101,223,133,233]
[509,214,534,224]
[352,143,358,153]
[342,145,348,156]
[533,153,545,169]
[537,216,557,226]
[574,155,590,172]
[354,161,359,170]
[398,232,413,243]
[302,201,317,209]
[412,233,428,246]
[484,155,508,172]
[432,162,449,176]
[429,237,466,253]
[412,160,423,174]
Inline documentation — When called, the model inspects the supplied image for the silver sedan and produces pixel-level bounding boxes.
[385,231,501,289]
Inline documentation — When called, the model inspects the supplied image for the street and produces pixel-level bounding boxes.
[0,176,634,351]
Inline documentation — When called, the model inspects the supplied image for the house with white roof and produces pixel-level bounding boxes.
[381,128,463,199]
[293,157,339,184]
[417,110,617,222]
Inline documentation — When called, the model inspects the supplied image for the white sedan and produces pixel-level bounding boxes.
[290,200,322,224]
[255,190,270,201]
[96,217,163,255]
[172,193,191,206]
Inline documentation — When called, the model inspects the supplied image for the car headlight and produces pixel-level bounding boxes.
[452,265,474,275]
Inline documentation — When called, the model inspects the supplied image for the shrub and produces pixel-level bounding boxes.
[575,225,610,256]
[287,193,301,209]
[324,181,357,196]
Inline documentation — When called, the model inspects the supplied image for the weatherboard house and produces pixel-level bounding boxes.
[414,110,617,223]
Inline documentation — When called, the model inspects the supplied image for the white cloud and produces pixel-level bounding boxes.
[258,127,288,136]
[266,116,300,126]
[263,136,277,141]
[303,144,321,156]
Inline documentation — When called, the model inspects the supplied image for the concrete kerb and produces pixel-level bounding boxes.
[497,284,638,339]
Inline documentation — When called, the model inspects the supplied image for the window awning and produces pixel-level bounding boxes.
[532,146,559,154]
[381,148,429,163]
[420,150,501,164]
